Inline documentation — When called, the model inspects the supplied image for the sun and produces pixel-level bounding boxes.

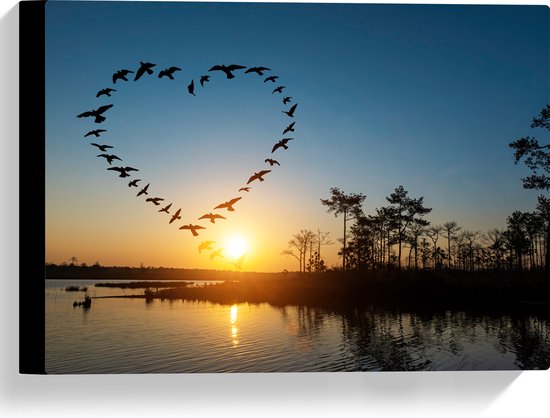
[225,236,248,259]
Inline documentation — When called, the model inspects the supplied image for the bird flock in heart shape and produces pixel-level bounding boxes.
[77,61,298,263]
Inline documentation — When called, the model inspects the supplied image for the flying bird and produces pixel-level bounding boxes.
[128,179,141,187]
[272,138,294,153]
[208,64,246,79]
[214,197,242,212]
[77,104,113,123]
[158,66,181,79]
[239,187,251,192]
[96,88,117,98]
[198,241,215,253]
[283,122,295,135]
[282,96,292,105]
[283,103,297,118]
[179,224,206,237]
[159,203,172,213]
[90,143,113,152]
[112,69,134,83]
[137,183,150,197]
[187,79,196,96]
[210,248,224,260]
[134,61,156,81]
[199,75,210,86]
[245,66,271,76]
[247,170,271,184]
[97,153,122,165]
[146,197,164,206]
[107,166,138,178]
[272,86,285,94]
[264,76,279,83]
[265,158,280,166]
[199,213,226,224]
[169,208,182,224]
[84,129,107,138]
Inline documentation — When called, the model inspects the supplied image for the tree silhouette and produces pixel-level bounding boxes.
[282,229,316,272]
[443,221,461,269]
[320,187,366,270]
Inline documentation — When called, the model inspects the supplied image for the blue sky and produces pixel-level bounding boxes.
[45,1,549,271]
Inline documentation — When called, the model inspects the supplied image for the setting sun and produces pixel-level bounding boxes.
[225,236,248,259]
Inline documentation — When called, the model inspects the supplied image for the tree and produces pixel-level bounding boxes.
[443,221,461,269]
[320,187,366,270]
[282,230,316,272]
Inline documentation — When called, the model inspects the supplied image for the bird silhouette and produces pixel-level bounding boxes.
[264,76,279,83]
[158,66,181,79]
[77,104,113,123]
[169,208,182,224]
[159,203,172,213]
[146,197,164,206]
[84,129,107,138]
[198,241,215,253]
[188,79,196,96]
[134,62,156,81]
[283,96,292,105]
[112,69,134,83]
[272,138,294,153]
[210,248,224,260]
[199,213,226,224]
[107,166,138,178]
[265,158,280,166]
[199,75,210,86]
[247,170,271,184]
[179,224,205,236]
[231,252,248,270]
[90,143,113,152]
[208,64,246,79]
[272,86,285,94]
[137,183,150,197]
[97,153,122,165]
[283,103,297,118]
[128,179,141,187]
[239,187,251,192]
[96,88,117,98]
[283,122,295,135]
[214,197,242,212]
[245,66,271,76]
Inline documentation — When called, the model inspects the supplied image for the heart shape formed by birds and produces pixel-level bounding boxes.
[77,61,299,260]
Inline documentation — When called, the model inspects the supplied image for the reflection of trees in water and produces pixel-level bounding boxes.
[508,316,550,369]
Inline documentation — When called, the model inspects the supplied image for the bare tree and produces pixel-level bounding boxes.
[443,221,461,269]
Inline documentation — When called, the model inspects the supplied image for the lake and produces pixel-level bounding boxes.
[45,279,550,373]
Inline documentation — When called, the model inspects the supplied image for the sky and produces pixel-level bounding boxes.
[45,0,549,272]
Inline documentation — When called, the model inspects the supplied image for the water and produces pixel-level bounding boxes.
[45,279,550,373]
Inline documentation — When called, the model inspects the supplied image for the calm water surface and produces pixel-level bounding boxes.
[45,279,550,373]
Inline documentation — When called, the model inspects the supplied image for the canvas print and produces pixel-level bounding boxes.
[41,1,549,373]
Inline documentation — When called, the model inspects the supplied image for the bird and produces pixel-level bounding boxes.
[210,248,224,260]
[169,208,182,224]
[146,197,164,206]
[134,61,156,81]
[84,129,107,138]
[77,104,113,123]
[264,76,279,83]
[283,122,295,135]
[90,143,113,152]
[188,79,196,96]
[199,213,226,224]
[231,252,247,270]
[198,241,215,253]
[96,88,117,98]
[128,179,141,187]
[137,183,150,197]
[272,86,285,94]
[245,66,271,76]
[247,170,271,185]
[239,187,251,192]
[272,138,294,153]
[265,158,280,166]
[283,103,297,118]
[208,64,246,79]
[199,75,210,87]
[112,69,134,83]
[107,166,138,178]
[97,153,122,165]
[158,66,181,79]
[179,224,205,236]
[214,197,242,212]
[159,203,172,213]
[283,96,292,105]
